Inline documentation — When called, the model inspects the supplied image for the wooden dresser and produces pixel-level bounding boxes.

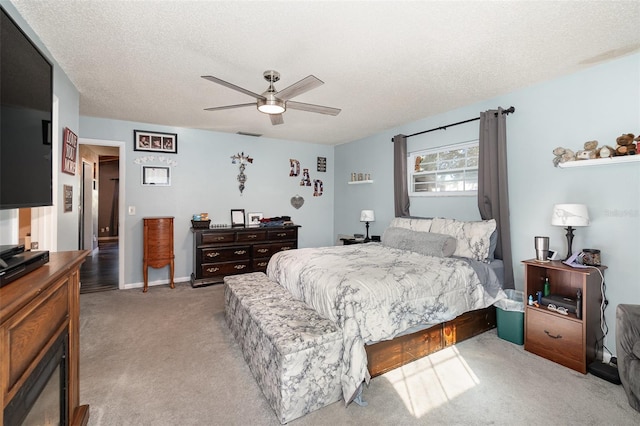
[190,225,299,287]
[0,251,89,426]
[143,217,175,293]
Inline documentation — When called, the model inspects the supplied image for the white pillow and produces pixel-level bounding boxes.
[430,218,496,261]
[389,217,432,233]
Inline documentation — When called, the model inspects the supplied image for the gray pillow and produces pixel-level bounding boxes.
[381,227,456,258]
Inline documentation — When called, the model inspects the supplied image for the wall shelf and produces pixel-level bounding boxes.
[558,155,640,168]
[348,180,373,184]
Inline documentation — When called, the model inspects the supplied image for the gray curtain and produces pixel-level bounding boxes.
[393,134,410,217]
[478,108,514,289]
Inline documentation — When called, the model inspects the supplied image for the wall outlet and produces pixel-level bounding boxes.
[128,206,136,215]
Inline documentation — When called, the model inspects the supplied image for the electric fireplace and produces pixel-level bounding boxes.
[4,332,68,425]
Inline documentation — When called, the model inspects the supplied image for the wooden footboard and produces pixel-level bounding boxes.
[365,306,497,377]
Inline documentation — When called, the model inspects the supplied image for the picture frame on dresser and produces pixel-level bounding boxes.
[247,212,263,227]
[231,209,246,227]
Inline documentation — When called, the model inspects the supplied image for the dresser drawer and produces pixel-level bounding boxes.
[201,261,251,277]
[272,241,296,252]
[237,231,267,242]
[252,244,272,257]
[252,258,270,271]
[201,232,235,244]
[267,229,297,240]
[525,308,583,371]
[201,246,251,262]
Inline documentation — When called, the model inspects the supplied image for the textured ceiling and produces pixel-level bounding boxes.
[9,0,640,145]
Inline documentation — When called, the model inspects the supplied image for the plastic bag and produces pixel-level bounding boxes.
[494,289,524,312]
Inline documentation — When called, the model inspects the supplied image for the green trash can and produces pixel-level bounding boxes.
[495,289,524,345]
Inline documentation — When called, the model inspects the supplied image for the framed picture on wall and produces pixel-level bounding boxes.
[134,130,178,154]
[231,209,245,227]
[141,166,171,186]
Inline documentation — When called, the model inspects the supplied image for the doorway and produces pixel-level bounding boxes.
[78,139,125,292]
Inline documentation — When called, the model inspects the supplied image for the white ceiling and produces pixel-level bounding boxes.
[10,1,640,145]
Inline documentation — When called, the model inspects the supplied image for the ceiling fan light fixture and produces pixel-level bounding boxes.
[257,93,285,114]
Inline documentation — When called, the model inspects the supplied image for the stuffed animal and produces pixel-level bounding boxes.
[552,147,575,167]
[615,133,636,156]
[575,140,598,160]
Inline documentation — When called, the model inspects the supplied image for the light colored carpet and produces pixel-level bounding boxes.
[79,282,639,425]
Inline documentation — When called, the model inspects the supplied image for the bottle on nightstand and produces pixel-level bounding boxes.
[543,277,550,297]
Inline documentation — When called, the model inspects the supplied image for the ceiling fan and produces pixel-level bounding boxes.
[202,70,341,125]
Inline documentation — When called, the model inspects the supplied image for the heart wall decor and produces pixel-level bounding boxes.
[290,195,304,209]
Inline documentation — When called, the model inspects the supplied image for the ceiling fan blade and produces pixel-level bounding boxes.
[270,114,284,125]
[201,75,266,100]
[204,103,256,112]
[286,101,341,116]
[276,75,324,101]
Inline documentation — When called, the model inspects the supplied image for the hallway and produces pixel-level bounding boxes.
[79,239,118,293]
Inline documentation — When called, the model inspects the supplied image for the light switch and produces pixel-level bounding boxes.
[128,206,136,215]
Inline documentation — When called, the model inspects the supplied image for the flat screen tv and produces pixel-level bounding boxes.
[1,6,53,210]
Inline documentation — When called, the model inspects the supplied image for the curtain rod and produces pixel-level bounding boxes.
[391,106,515,142]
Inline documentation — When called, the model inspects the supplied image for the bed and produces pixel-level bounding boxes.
[266,217,508,405]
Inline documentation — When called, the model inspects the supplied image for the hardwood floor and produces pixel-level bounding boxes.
[80,239,118,293]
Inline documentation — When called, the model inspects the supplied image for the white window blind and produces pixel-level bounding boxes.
[408,140,479,196]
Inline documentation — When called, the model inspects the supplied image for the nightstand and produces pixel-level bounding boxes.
[340,238,365,245]
[522,259,606,373]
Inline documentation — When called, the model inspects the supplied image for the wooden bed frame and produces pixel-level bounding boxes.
[365,305,497,377]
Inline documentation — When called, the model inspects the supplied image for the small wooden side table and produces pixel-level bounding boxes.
[143,216,175,292]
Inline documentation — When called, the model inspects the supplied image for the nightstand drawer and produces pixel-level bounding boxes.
[526,307,583,371]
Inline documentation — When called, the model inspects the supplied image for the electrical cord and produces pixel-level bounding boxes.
[587,265,613,360]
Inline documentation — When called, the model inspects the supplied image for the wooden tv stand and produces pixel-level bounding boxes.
[1,251,89,425]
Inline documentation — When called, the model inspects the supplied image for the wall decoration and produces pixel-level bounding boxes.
[299,168,311,186]
[134,130,178,154]
[231,209,246,227]
[289,159,300,176]
[317,156,326,172]
[63,184,73,212]
[247,212,263,226]
[141,166,171,186]
[313,179,324,197]
[133,155,177,167]
[231,152,253,194]
[290,195,304,209]
[61,127,78,175]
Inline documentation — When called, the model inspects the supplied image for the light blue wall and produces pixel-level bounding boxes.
[335,53,640,355]
[79,116,334,286]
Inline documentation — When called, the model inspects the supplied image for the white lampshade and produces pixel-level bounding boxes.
[551,204,590,227]
[360,210,375,222]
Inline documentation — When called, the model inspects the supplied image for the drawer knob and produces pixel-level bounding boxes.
[207,252,220,258]
[234,250,247,255]
[277,233,286,237]
[257,248,269,253]
[206,267,220,273]
[544,330,563,340]
[247,234,257,239]
[215,236,224,241]
[234,265,247,270]
[280,246,291,251]
[257,262,268,267]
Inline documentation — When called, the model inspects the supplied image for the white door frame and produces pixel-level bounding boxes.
[78,137,126,290]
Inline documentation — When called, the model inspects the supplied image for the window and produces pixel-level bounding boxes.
[409,140,478,196]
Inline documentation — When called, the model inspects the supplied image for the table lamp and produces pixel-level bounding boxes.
[551,204,590,260]
[360,210,375,242]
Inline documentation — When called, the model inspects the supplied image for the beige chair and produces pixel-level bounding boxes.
[616,304,640,412]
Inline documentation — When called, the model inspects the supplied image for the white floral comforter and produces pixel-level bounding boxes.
[266,243,506,404]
